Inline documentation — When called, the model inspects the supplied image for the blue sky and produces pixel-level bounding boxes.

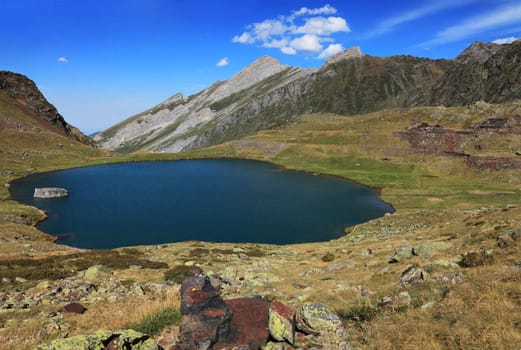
[2,0,520,134]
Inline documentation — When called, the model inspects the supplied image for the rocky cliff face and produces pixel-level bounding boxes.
[0,71,92,145]
[98,40,521,153]
[432,40,521,106]
[95,56,315,152]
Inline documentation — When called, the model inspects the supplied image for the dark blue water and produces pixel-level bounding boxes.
[10,160,392,249]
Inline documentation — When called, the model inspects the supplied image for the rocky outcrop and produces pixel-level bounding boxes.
[397,117,521,170]
[34,187,69,199]
[432,40,521,106]
[455,41,503,64]
[324,46,362,67]
[0,71,92,145]
[169,274,350,350]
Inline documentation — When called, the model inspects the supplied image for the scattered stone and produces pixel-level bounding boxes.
[400,267,428,285]
[34,329,159,350]
[433,260,459,268]
[412,241,454,259]
[60,302,86,314]
[421,301,436,310]
[15,277,27,283]
[397,291,412,304]
[432,273,465,284]
[33,187,69,199]
[269,300,295,344]
[378,296,393,308]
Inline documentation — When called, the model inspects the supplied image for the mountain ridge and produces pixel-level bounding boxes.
[96,41,521,153]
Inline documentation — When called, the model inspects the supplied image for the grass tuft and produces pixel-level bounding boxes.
[127,307,181,336]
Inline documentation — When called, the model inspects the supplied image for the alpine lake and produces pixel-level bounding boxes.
[10,159,393,249]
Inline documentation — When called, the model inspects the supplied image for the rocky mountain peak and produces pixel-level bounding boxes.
[455,41,503,64]
[323,45,362,67]
[209,55,289,102]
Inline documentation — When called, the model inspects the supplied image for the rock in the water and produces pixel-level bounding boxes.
[297,303,343,335]
[60,302,87,314]
[269,300,295,344]
[400,267,428,285]
[175,275,232,350]
[34,329,159,350]
[34,187,69,198]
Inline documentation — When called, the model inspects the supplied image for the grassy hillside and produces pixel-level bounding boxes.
[1,98,520,349]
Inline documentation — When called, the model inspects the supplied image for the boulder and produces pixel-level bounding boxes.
[34,187,69,199]
[269,300,295,344]
[400,267,428,285]
[296,303,343,335]
[389,246,412,263]
[60,302,87,314]
[225,297,270,348]
[34,329,159,350]
[175,275,232,350]
[412,242,454,259]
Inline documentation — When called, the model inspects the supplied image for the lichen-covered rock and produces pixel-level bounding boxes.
[82,265,111,281]
[412,242,454,259]
[263,341,292,350]
[390,246,412,263]
[34,329,159,350]
[269,300,295,344]
[297,303,343,335]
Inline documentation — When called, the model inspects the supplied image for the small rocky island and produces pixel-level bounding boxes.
[34,187,69,198]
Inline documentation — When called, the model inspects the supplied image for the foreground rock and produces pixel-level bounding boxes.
[34,187,69,198]
[34,329,159,350]
[174,274,232,350]
[171,274,350,349]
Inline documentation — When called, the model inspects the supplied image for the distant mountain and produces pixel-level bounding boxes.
[0,71,92,145]
[96,41,521,153]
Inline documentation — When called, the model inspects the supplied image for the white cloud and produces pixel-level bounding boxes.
[295,16,350,36]
[232,4,350,59]
[281,46,297,55]
[318,43,344,59]
[370,0,477,37]
[57,56,68,63]
[263,38,288,49]
[492,36,520,44]
[421,3,521,47]
[292,4,337,18]
[253,19,287,41]
[216,57,229,67]
[232,32,254,44]
[290,34,323,53]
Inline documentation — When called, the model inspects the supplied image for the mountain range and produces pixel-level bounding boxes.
[94,40,521,153]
